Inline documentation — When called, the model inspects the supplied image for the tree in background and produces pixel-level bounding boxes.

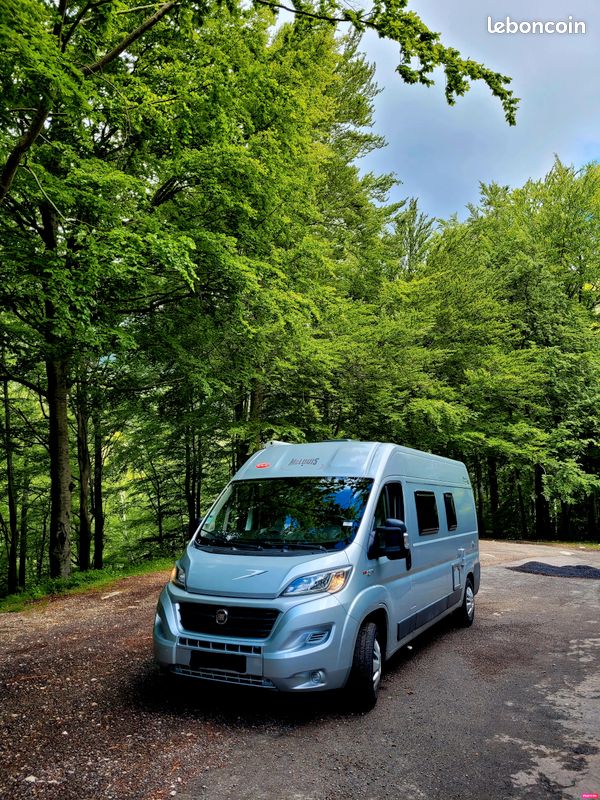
[2,3,599,597]
[0,0,518,585]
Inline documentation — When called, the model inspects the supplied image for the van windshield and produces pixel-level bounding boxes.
[196,477,373,553]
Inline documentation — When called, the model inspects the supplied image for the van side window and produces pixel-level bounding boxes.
[373,491,387,530]
[386,482,404,522]
[415,491,439,535]
[444,492,458,531]
[372,482,404,528]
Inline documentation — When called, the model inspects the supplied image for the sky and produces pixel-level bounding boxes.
[357,0,600,219]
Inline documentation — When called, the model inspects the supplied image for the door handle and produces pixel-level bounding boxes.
[457,548,466,564]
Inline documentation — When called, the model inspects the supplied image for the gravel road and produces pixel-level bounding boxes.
[1,541,599,800]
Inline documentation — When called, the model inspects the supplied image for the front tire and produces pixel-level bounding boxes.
[347,621,382,712]
[456,576,475,627]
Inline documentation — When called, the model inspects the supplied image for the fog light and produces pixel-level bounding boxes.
[310,670,324,684]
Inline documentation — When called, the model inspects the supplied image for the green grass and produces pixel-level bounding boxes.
[0,557,174,614]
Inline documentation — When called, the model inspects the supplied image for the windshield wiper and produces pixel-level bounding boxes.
[196,534,328,552]
[195,536,234,548]
[196,535,265,551]
[260,539,328,552]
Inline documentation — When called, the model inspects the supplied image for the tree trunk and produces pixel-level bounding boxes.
[184,424,197,536]
[2,376,19,593]
[233,394,250,473]
[156,480,164,545]
[249,382,264,453]
[534,464,551,540]
[487,455,499,537]
[196,437,203,521]
[38,505,49,580]
[558,501,571,540]
[92,414,104,570]
[18,471,30,588]
[514,469,528,538]
[46,357,72,578]
[587,492,598,539]
[474,457,486,537]
[76,386,92,571]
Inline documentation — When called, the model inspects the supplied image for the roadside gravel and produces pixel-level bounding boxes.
[1,542,599,800]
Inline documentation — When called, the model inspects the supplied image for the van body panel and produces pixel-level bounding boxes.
[153,440,480,697]
[182,545,351,599]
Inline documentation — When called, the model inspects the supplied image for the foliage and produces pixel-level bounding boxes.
[0,2,598,598]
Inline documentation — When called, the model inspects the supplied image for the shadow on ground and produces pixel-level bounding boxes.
[127,614,461,729]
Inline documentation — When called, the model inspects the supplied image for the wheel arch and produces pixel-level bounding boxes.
[360,607,389,662]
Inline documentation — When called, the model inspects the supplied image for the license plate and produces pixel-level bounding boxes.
[190,651,247,673]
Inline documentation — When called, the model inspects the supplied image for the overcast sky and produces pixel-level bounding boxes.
[357,0,599,219]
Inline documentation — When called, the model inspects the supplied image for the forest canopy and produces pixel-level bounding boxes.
[0,0,598,597]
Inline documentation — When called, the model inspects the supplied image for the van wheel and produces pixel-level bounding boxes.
[347,621,382,712]
[456,576,475,627]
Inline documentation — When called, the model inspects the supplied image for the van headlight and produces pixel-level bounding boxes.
[170,563,186,589]
[282,567,351,596]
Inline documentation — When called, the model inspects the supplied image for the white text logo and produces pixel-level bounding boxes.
[487,15,586,34]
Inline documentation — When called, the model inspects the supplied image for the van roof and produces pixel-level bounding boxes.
[234,441,470,486]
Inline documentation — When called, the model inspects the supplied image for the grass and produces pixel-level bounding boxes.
[0,557,174,614]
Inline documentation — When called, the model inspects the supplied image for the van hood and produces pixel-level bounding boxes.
[181,545,351,599]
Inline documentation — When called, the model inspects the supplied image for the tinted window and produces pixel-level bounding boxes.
[197,476,373,553]
[415,491,439,535]
[373,482,404,528]
[444,492,458,531]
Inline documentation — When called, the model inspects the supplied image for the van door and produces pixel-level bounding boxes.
[369,481,413,644]
[407,485,453,625]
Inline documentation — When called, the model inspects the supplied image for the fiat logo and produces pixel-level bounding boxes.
[215,608,228,625]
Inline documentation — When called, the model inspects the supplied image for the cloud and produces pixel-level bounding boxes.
[358,0,600,218]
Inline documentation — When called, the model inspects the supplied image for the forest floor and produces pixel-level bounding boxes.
[0,541,599,800]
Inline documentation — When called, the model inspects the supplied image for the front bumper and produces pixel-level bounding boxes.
[153,584,355,692]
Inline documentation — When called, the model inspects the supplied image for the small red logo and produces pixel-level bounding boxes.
[255,462,270,469]
[581,793,599,799]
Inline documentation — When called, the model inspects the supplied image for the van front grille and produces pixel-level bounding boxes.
[178,603,279,639]
[179,637,262,655]
[173,665,276,688]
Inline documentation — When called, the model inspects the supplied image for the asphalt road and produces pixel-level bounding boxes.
[1,540,599,800]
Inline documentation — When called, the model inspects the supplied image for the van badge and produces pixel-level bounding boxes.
[232,569,267,580]
[215,609,229,625]
[256,462,270,468]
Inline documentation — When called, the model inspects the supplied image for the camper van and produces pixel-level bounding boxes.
[153,440,480,709]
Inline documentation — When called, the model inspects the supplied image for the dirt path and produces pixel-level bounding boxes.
[1,542,599,800]
[0,571,228,800]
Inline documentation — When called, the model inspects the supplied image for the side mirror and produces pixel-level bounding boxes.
[376,518,409,561]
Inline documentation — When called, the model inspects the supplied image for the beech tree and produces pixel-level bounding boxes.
[0,0,518,579]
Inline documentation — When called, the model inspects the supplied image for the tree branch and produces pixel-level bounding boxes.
[13,407,51,454]
[0,370,48,399]
[23,166,67,221]
[61,1,94,51]
[0,2,178,204]
[82,1,178,76]
[253,0,352,27]
[53,0,69,44]
[0,103,50,206]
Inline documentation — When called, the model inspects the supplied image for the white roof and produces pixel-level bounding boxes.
[234,441,470,486]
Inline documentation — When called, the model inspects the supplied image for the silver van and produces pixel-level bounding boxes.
[153,440,480,709]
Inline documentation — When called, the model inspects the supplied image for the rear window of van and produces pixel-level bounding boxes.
[415,491,439,535]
